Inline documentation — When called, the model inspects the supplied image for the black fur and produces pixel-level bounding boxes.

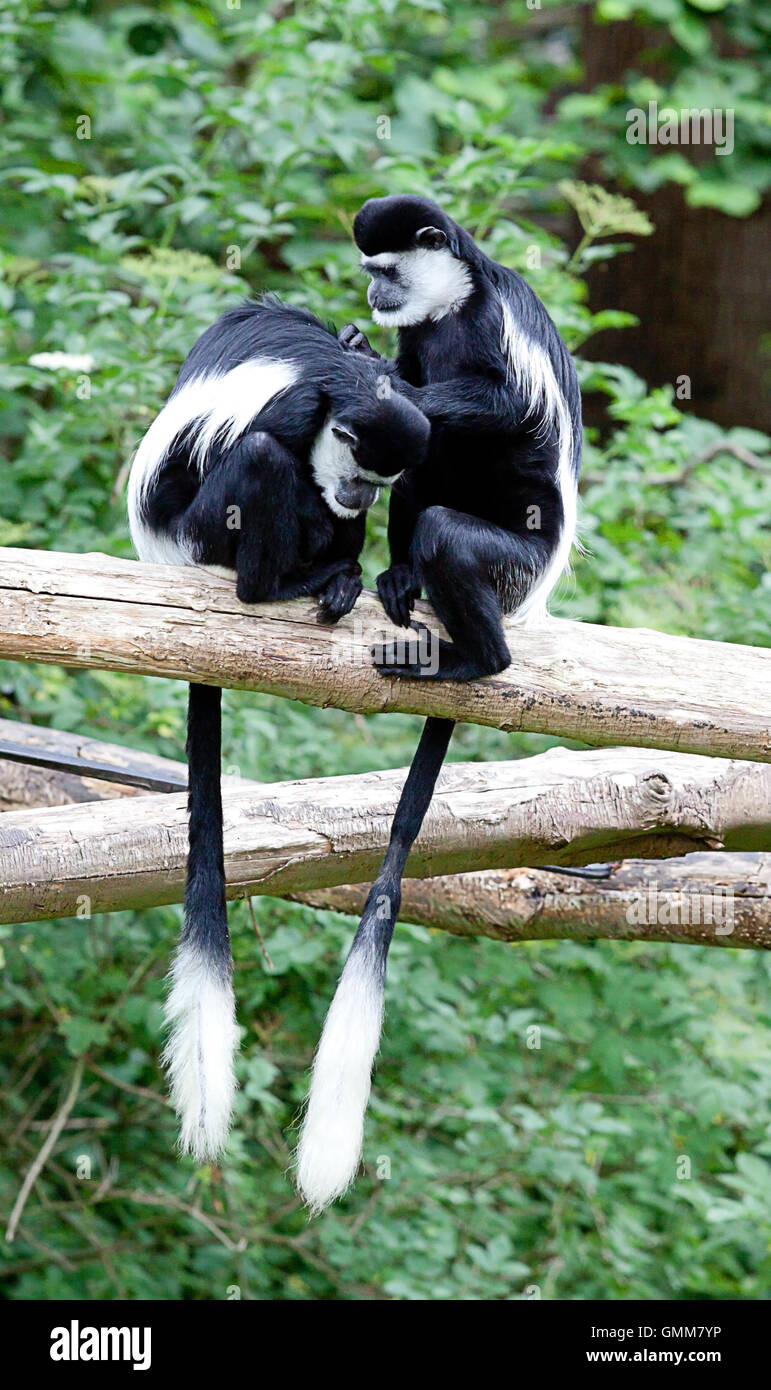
[184,684,229,977]
[139,297,430,607]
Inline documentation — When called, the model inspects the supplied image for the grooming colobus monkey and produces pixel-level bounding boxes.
[127,296,430,1163]
[296,196,582,1213]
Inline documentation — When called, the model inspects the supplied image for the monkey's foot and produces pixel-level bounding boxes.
[373,625,505,681]
[372,622,441,678]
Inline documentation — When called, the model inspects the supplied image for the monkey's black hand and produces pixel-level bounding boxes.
[338,323,378,358]
[317,568,363,624]
[376,564,420,629]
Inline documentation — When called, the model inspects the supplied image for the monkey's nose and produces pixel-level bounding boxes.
[367,281,401,313]
[334,478,378,513]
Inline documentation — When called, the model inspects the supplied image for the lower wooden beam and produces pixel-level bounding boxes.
[1,743,769,926]
[296,854,771,950]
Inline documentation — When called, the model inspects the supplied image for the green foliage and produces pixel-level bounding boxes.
[564,0,771,215]
[559,180,655,242]
[0,0,768,1301]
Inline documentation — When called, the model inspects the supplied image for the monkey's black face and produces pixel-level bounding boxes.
[340,392,430,483]
[310,394,429,521]
[363,258,407,317]
[360,243,473,329]
[354,195,473,328]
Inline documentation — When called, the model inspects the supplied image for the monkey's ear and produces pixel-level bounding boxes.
[415,225,447,250]
[331,423,359,447]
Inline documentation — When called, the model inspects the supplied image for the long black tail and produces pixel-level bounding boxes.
[296,716,455,1212]
[162,684,238,1161]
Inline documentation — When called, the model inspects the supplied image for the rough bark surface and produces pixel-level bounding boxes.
[3,732,767,948]
[297,853,771,950]
[0,549,769,760]
[1,746,768,924]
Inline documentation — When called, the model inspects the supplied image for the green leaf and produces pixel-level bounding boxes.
[559,181,655,238]
[61,1017,110,1056]
[686,181,762,216]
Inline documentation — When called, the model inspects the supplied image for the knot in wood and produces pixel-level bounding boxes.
[642,772,672,801]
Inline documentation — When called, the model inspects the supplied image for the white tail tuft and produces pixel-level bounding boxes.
[162,939,238,1162]
[296,940,385,1214]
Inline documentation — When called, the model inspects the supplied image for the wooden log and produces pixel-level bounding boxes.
[0,717,188,795]
[1,746,769,924]
[0,548,768,760]
[296,853,771,950]
[3,732,767,949]
[0,718,239,800]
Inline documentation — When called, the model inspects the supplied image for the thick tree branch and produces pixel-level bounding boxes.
[0,548,768,760]
[296,853,771,951]
[3,730,768,948]
[1,746,768,925]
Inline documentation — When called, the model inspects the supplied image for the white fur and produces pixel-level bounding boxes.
[162,940,239,1162]
[309,415,380,519]
[296,940,385,1213]
[365,247,473,327]
[127,358,298,561]
[129,520,196,567]
[357,465,402,486]
[499,297,578,624]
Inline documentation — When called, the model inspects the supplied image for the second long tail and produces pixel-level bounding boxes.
[296,716,455,1213]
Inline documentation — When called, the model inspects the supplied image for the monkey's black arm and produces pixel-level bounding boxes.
[179,431,303,605]
[393,375,528,433]
[276,512,366,623]
[385,473,420,567]
[377,475,423,627]
[337,326,528,430]
[315,514,366,622]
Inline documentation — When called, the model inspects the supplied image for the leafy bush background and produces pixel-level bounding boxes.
[0,0,769,1300]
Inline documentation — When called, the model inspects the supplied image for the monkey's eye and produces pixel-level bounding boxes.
[377,264,398,280]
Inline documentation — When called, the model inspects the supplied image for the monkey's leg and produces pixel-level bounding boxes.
[178,432,302,604]
[374,506,547,681]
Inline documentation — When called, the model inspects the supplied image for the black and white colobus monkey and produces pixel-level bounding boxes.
[127,296,430,1163]
[296,196,582,1212]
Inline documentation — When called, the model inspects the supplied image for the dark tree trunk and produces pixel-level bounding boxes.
[579,13,770,432]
